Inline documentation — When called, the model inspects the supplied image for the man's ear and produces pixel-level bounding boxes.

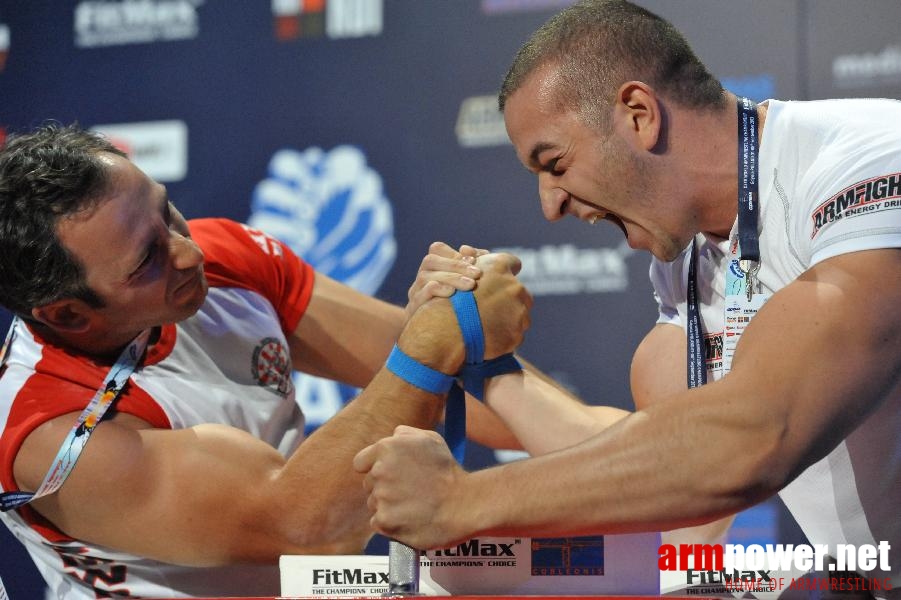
[31,299,93,333]
[613,81,663,152]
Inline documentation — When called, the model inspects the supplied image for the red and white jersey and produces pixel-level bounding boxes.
[651,99,901,593]
[0,218,315,598]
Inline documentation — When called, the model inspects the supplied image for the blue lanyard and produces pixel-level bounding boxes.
[686,241,707,388]
[686,97,760,389]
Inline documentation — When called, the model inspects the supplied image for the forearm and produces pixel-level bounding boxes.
[290,273,406,388]
[483,368,628,456]
[271,367,446,552]
[454,381,781,541]
[271,300,464,553]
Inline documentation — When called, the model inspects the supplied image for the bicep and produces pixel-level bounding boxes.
[725,248,900,483]
[17,414,290,566]
[289,272,404,387]
[630,323,686,409]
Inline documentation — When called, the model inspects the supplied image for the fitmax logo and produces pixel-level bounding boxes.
[434,539,517,557]
[74,0,203,47]
[687,569,773,585]
[312,568,388,585]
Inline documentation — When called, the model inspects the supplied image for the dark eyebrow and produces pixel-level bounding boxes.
[528,142,557,170]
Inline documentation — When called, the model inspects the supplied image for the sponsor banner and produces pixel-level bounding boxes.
[74,0,204,48]
[494,241,633,296]
[833,44,901,89]
[272,0,383,41]
[281,555,438,596]
[456,95,510,148]
[0,23,8,73]
[282,533,659,596]
[91,120,188,183]
[481,0,575,15]
[248,144,396,433]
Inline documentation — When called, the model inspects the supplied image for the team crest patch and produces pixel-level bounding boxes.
[811,172,901,239]
[252,337,293,396]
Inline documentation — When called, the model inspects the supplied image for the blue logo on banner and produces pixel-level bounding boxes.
[531,536,605,576]
[248,145,397,433]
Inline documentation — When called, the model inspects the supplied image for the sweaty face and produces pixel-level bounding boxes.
[502,67,689,262]
[55,152,208,339]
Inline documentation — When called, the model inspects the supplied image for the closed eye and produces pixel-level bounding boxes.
[542,157,565,177]
[133,243,159,276]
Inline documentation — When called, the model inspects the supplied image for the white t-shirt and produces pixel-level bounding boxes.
[650,99,901,591]
[0,219,316,598]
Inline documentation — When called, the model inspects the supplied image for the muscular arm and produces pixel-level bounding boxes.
[17,314,447,565]
[473,322,684,460]
[14,254,531,566]
[359,249,900,548]
[482,358,627,456]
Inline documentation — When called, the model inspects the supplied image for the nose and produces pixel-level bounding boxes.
[169,230,204,271]
[538,173,568,222]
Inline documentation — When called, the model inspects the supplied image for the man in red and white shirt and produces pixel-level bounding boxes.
[0,123,533,598]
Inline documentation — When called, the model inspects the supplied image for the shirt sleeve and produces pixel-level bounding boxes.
[189,218,316,335]
[800,136,901,266]
[649,254,685,327]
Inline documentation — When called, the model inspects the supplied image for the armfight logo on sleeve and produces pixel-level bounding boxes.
[811,172,901,239]
[247,145,396,432]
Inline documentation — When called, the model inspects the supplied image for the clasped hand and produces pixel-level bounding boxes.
[399,241,533,373]
[354,241,533,549]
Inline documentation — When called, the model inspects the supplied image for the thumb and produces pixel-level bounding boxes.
[352,443,378,473]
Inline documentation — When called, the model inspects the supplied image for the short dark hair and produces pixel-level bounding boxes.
[499,0,725,128]
[0,122,128,319]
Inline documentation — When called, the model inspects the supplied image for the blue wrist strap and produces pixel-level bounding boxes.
[445,291,521,462]
[386,290,522,464]
[385,345,455,394]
